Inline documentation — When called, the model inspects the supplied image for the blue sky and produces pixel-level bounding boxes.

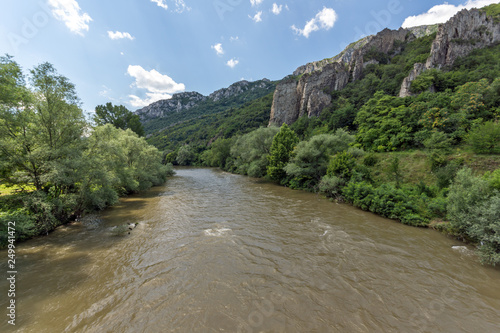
[0,0,498,113]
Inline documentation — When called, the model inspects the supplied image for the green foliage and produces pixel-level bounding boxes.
[267,124,299,183]
[142,80,276,134]
[319,175,345,199]
[0,57,172,246]
[201,137,234,169]
[327,151,356,180]
[147,92,274,152]
[176,145,196,166]
[229,127,279,177]
[94,102,144,136]
[468,121,500,154]
[343,182,428,227]
[423,131,454,150]
[284,130,354,189]
[388,156,403,188]
[447,168,500,265]
[480,3,500,22]
[363,153,379,167]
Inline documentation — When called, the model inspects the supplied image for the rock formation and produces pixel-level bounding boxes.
[400,7,500,97]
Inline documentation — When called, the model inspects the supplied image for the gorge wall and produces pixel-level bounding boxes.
[269,6,500,126]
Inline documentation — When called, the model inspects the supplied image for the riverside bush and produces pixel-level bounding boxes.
[343,181,429,227]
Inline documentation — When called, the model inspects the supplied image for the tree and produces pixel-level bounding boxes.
[0,61,86,192]
[176,145,195,166]
[94,102,144,137]
[284,130,355,189]
[267,124,299,183]
[230,127,279,177]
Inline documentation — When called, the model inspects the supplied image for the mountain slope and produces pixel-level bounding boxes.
[136,79,276,134]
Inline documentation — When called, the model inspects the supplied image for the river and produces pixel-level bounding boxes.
[1,168,499,332]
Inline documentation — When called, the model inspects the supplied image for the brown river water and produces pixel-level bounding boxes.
[1,168,500,332]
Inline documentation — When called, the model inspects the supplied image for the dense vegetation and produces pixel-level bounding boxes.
[148,92,275,159]
[0,56,173,246]
[164,28,500,264]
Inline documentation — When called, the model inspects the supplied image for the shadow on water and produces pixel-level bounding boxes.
[0,184,170,332]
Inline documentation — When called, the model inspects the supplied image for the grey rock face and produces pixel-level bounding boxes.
[401,8,500,95]
[270,28,413,126]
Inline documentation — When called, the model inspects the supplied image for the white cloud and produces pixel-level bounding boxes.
[402,0,499,28]
[48,0,92,36]
[211,43,224,55]
[227,58,239,68]
[271,3,282,15]
[230,36,239,42]
[292,7,337,38]
[151,0,168,10]
[129,92,173,108]
[249,11,263,22]
[250,0,264,6]
[173,0,191,13]
[127,65,185,107]
[107,31,135,40]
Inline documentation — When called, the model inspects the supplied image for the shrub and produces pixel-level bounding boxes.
[319,175,346,198]
[327,151,356,180]
[468,121,500,154]
[363,153,379,167]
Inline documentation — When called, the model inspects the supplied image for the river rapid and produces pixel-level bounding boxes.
[1,168,499,332]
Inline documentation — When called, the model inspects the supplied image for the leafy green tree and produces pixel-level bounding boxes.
[230,127,279,177]
[94,102,144,136]
[284,130,354,189]
[176,145,196,166]
[0,61,86,192]
[448,168,500,265]
[267,124,299,182]
[327,151,356,180]
[201,137,234,169]
[468,121,500,154]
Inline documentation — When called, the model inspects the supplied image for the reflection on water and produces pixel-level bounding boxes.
[1,168,499,332]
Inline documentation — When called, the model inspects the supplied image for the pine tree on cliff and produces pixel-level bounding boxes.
[267,124,299,183]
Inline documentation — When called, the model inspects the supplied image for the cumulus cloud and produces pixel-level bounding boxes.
[227,58,239,68]
[271,3,283,15]
[107,31,135,40]
[129,92,174,108]
[127,65,185,107]
[151,0,168,10]
[292,7,337,38]
[249,11,263,22]
[402,0,498,28]
[211,43,224,55]
[250,0,264,6]
[230,36,239,42]
[48,0,92,36]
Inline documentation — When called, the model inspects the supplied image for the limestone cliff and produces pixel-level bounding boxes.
[270,5,500,125]
[400,7,500,97]
[270,28,415,126]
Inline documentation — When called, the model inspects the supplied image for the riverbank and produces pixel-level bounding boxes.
[0,166,175,249]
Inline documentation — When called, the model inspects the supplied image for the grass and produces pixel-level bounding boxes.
[362,147,500,187]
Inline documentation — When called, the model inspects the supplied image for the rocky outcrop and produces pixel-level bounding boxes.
[136,79,274,121]
[398,63,426,97]
[400,7,500,96]
[135,92,207,121]
[270,28,414,126]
